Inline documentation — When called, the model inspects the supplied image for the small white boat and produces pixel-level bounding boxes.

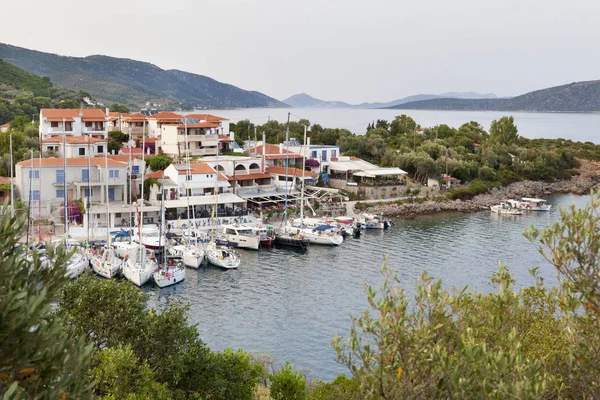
[205,241,241,269]
[358,213,390,230]
[122,245,158,286]
[113,241,139,259]
[519,197,552,211]
[66,252,89,279]
[183,245,205,268]
[90,246,123,279]
[220,224,260,250]
[153,263,186,287]
[491,201,523,215]
[132,224,163,250]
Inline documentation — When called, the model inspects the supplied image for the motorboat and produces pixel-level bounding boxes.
[153,262,186,288]
[253,225,276,248]
[358,213,391,230]
[122,245,158,286]
[219,224,260,250]
[90,246,122,279]
[205,241,241,269]
[519,197,552,211]
[490,201,523,215]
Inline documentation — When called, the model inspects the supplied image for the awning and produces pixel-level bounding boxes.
[353,168,407,178]
[164,193,246,208]
[47,117,75,122]
[226,173,272,181]
[82,118,107,122]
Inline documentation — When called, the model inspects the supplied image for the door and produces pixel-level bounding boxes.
[108,188,115,201]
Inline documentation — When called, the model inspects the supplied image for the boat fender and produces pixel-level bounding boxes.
[220,255,224,260]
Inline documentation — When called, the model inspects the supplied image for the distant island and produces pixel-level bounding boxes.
[391,80,600,112]
[0,42,286,110]
[282,92,498,109]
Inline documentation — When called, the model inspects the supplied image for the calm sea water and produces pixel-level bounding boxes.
[192,108,600,143]
[145,193,591,381]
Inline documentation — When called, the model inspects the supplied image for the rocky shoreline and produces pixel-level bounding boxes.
[363,160,600,219]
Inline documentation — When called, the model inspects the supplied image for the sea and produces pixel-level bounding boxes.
[189,108,600,143]
[144,109,598,381]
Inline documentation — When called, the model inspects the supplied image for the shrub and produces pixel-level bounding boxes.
[269,362,307,400]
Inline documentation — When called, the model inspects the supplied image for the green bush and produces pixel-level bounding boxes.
[478,165,497,181]
[309,375,363,400]
[448,179,500,201]
[269,362,307,400]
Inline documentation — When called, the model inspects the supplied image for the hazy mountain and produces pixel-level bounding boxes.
[284,92,498,109]
[0,43,286,110]
[390,80,600,112]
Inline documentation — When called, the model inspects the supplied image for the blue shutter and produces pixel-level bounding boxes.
[56,190,65,198]
[56,170,64,184]
[108,188,115,201]
[82,169,89,182]
[32,190,40,201]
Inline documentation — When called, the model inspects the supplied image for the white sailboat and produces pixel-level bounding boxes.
[206,134,240,268]
[122,128,157,286]
[91,149,123,278]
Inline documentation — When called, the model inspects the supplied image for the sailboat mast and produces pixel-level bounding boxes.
[139,124,146,242]
[300,124,307,222]
[158,172,166,266]
[105,146,110,245]
[87,135,91,243]
[212,134,220,237]
[26,150,33,246]
[63,118,67,239]
[9,134,14,217]
[284,112,290,220]
[183,117,192,236]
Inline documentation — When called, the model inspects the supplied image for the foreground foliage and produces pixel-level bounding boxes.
[333,191,600,399]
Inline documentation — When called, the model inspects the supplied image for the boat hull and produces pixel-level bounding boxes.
[183,248,204,269]
[153,267,185,287]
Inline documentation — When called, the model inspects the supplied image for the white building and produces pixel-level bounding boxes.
[159,123,234,159]
[15,157,129,228]
[39,108,109,139]
[41,136,108,158]
[287,141,340,174]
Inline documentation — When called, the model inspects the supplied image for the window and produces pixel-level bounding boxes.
[85,121,92,128]
[312,151,317,158]
[50,121,59,128]
[32,190,40,201]
[109,170,119,178]
[108,188,115,201]
[55,170,64,183]
[84,189,92,197]
[332,150,337,158]
[56,190,65,198]
[82,169,89,182]
[322,150,327,161]
[186,175,192,181]
[79,148,85,156]
[29,170,40,179]
[132,165,139,173]
[115,213,121,218]
[97,145,104,154]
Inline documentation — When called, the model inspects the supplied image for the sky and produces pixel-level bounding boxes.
[2,0,600,104]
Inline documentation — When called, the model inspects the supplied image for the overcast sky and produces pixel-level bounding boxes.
[2,0,599,104]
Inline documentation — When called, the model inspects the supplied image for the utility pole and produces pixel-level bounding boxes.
[9,134,14,217]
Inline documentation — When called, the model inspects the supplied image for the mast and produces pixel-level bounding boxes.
[63,118,67,239]
[104,145,110,246]
[87,135,91,243]
[9,134,14,217]
[139,125,146,243]
[26,150,33,246]
[183,117,193,239]
[211,134,220,238]
[300,124,307,222]
[38,132,42,243]
[128,134,132,233]
[283,112,290,224]
[158,171,166,266]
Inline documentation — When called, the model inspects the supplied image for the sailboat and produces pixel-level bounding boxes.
[205,134,241,268]
[122,130,158,286]
[153,172,185,287]
[275,114,310,249]
[91,149,123,279]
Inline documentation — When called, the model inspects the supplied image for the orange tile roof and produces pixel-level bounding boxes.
[174,162,216,175]
[124,113,147,122]
[42,136,107,144]
[244,144,303,159]
[186,113,228,122]
[41,108,107,119]
[218,173,228,181]
[106,154,144,162]
[266,166,317,178]
[0,123,10,128]
[218,134,233,142]
[145,138,158,143]
[0,176,11,184]
[225,172,271,181]
[17,157,127,168]
[146,112,183,121]
[144,170,164,179]
[120,147,143,154]
[177,123,220,129]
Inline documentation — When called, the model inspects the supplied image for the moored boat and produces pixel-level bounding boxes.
[519,197,552,211]
[205,241,241,269]
[153,262,186,287]
[490,201,523,215]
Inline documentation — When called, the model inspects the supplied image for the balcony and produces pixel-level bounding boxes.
[83,126,106,134]
[48,127,74,134]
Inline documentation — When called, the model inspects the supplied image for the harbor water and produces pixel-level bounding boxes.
[145,193,591,381]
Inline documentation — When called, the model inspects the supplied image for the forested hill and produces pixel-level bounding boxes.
[0,43,286,109]
[391,80,600,112]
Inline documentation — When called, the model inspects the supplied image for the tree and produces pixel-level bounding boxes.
[146,155,172,171]
[390,114,418,136]
[489,116,519,145]
[9,115,32,131]
[109,103,131,113]
[0,203,94,399]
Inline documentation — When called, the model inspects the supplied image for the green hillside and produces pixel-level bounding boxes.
[0,59,53,98]
[0,43,287,109]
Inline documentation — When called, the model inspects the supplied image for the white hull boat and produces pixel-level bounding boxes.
[153,264,186,287]
[90,247,122,279]
[519,197,552,211]
[301,228,344,246]
[122,246,158,286]
[220,224,260,250]
[66,252,89,279]
[206,242,241,269]
[132,224,163,250]
[113,241,139,259]
[490,203,523,215]
[183,246,205,268]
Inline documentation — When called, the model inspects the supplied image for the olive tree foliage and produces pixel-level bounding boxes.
[489,116,519,145]
[334,193,600,399]
[0,202,94,399]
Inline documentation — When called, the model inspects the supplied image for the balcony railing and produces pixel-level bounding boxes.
[48,127,74,134]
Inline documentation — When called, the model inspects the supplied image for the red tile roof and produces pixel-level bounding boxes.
[41,108,107,119]
[174,162,216,175]
[144,170,164,179]
[266,166,317,178]
[225,172,272,181]
[0,176,11,184]
[146,112,183,121]
[244,144,303,159]
[186,113,228,122]
[177,123,220,129]
[120,147,143,154]
[17,157,127,168]
[124,113,147,122]
[106,155,144,163]
[218,134,233,142]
